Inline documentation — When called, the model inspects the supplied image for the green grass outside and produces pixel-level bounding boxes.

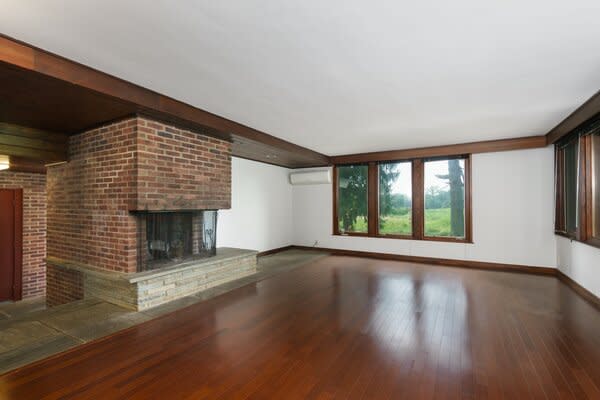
[343,208,462,237]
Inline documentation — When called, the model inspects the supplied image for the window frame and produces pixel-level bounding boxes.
[333,164,370,236]
[375,160,414,239]
[554,116,600,249]
[333,155,473,243]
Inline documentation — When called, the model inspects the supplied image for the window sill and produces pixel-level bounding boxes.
[333,233,473,244]
[554,232,600,250]
[554,231,576,240]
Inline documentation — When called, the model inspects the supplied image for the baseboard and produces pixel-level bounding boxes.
[556,270,600,309]
[257,245,295,257]
[290,245,556,276]
[290,245,600,308]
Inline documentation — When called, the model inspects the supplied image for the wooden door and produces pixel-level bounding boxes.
[0,189,22,301]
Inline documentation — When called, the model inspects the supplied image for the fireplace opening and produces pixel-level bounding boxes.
[136,210,217,272]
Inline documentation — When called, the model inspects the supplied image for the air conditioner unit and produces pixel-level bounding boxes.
[289,169,331,185]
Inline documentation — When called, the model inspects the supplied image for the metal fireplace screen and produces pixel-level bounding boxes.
[137,210,217,271]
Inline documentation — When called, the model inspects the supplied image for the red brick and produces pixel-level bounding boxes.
[0,171,47,298]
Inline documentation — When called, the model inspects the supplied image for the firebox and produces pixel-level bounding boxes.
[136,210,217,271]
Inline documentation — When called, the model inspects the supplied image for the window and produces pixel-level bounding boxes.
[593,134,600,240]
[554,115,600,248]
[378,162,412,236]
[334,156,471,243]
[562,138,579,235]
[424,158,466,238]
[336,164,368,234]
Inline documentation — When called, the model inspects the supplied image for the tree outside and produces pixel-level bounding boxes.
[337,165,368,232]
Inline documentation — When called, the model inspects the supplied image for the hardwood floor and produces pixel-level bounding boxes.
[1,255,599,399]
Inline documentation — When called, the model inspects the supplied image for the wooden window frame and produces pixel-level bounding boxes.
[333,155,473,243]
[554,118,600,249]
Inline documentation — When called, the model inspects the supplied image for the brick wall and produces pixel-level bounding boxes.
[47,116,231,278]
[47,118,139,273]
[46,262,83,306]
[0,171,47,298]
[135,117,231,211]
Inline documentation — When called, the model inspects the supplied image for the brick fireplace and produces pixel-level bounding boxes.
[46,116,257,309]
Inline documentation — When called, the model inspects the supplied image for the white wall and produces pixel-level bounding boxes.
[556,236,600,297]
[219,148,600,298]
[218,157,293,252]
[292,147,557,268]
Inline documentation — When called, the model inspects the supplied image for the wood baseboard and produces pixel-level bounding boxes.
[290,245,600,309]
[257,245,295,257]
[290,245,556,275]
[258,245,599,309]
[556,270,600,309]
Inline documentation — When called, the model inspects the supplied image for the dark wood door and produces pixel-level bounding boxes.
[0,189,22,301]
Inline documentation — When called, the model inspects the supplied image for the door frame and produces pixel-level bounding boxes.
[1,188,23,301]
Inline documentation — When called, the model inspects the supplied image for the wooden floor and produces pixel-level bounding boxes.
[1,255,599,399]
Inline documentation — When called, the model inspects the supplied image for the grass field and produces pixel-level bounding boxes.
[349,208,461,237]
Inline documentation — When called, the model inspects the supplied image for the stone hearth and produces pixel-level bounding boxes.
[47,248,257,310]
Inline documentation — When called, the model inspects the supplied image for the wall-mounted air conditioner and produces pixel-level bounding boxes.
[289,169,331,185]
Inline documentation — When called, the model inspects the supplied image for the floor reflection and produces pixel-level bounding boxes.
[332,263,473,373]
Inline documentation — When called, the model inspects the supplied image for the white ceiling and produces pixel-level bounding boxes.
[2,1,600,156]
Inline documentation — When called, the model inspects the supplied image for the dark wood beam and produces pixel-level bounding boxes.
[330,135,547,165]
[8,156,46,174]
[0,34,330,168]
[546,90,600,144]
[0,122,67,162]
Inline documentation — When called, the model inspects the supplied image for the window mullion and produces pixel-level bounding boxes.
[412,159,424,240]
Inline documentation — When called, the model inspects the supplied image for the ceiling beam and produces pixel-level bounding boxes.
[546,90,600,144]
[0,34,330,168]
[330,136,547,165]
[0,122,68,162]
[8,156,47,174]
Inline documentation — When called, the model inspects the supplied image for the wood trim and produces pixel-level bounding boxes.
[0,122,68,162]
[8,156,47,174]
[0,122,68,143]
[290,246,556,275]
[13,189,23,301]
[330,136,547,165]
[579,135,593,241]
[546,90,600,144]
[0,34,329,168]
[465,154,473,242]
[257,245,294,257]
[556,270,600,310]
[412,159,424,239]
[290,245,598,309]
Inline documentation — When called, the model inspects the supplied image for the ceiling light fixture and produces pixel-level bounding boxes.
[0,155,9,171]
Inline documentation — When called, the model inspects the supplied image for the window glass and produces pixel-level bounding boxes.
[592,134,600,238]
[424,158,466,238]
[378,162,412,235]
[563,138,579,234]
[337,165,368,233]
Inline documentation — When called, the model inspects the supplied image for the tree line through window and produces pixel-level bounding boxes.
[334,156,471,242]
[555,115,600,248]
